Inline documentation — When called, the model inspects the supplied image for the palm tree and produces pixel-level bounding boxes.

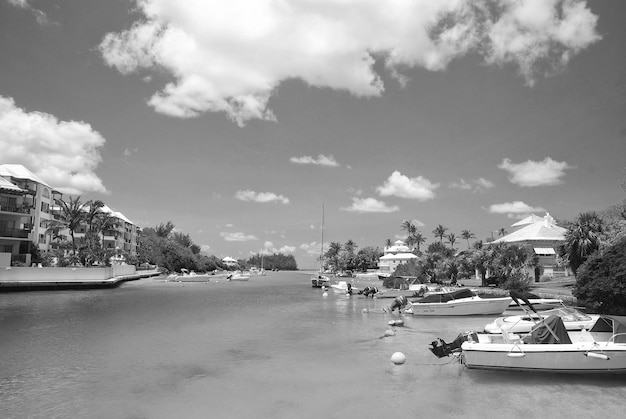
[433,224,448,244]
[446,233,458,249]
[384,238,392,248]
[46,196,87,256]
[413,232,426,252]
[85,200,105,232]
[401,220,418,250]
[498,227,508,237]
[324,241,342,272]
[461,229,475,248]
[564,211,604,275]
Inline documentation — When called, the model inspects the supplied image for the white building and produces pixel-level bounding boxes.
[222,256,238,267]
[489,213,568,278]
[378,240,417,274]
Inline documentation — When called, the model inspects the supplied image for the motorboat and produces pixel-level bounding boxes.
[227,271,250,281]
[506,292,563,311]
[374,276,426,299]
[404,288,512,316]
[168,269,216,282]
[484,305,600,334]
[430,314,626,374]
[329,281,358,295]
[311,273,330,288]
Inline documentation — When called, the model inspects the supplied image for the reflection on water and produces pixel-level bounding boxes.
[2,273,626,419]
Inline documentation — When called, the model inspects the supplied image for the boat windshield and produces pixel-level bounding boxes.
[416,288,475,303]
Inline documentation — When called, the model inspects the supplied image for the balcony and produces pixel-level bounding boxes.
[0,227,30,239]
[0,204,33,214]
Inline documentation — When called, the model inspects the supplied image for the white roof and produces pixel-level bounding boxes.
[222,256,237,262]
[380,253,417,260]
[491,216,566,244]
[0,164,52,188]
[511,214,545,227]
[0,176,25,193]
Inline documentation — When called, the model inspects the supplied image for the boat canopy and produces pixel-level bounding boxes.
[523,314,572,345]
[416,288,475,303]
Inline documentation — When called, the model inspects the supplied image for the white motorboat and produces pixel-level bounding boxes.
[405,288,512,316]
[227,271,250,281]
[329,280,358,295]
[430,314,626,374]
[169,269,216,282]
[484,305,600,334]
[507,292,563,311]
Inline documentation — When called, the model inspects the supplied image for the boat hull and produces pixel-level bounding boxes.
[407,297,512,316]
[462,340,626,373]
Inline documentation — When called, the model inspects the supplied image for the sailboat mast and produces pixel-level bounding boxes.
[320,204,325,270]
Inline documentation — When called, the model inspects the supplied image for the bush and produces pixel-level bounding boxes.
[502,271,532,293]
[574,237,626,314]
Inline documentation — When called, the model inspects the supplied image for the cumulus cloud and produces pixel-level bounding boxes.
[450,177,495,193]
[342,197,399,213]
[290,154,339,167]
[235,189,290,204]
[488,201,546,218]
[99,0,600,125]
[499,157,574,187]
[377,171,439,200]
[263,240,296,254]
[220,231,258,242]
[0,95,107,195]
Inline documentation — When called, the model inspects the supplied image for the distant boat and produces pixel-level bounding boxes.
[169,269,216,282]
[311,205,330,288]
[329,280,358,295]
[227,271,250,281]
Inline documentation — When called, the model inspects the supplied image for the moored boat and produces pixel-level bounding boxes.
[484,305,600,334]
[430,314,626,374]
[405,288,512,316]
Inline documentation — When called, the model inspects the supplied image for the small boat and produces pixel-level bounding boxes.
[405,288,512,316]
[430,314,626,374]
[329,281,358,295]
[484,305,600,334]
[168,269,216,282]
[227,271,250,281]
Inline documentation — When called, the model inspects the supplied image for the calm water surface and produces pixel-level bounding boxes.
[1,272,625,419]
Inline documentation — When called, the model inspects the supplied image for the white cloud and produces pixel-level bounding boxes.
[7,0,51,25]
[124,148,138,157]
[0,96,108,195]
[488,201,546,218]
[290,154,339,167]
[263,240,295,254]
[220,231,258,242]
[499,157,574,187]
[377,171,439,200]
[235,189,290,204]
[99,0,600,125]
[450,177,495,193]
[341,197,399,213]
[200,244,211,253]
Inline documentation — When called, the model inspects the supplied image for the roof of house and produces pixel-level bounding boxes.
[0,164,52,188]
[511,213,545,228]
[380,253,418,260]
[0,176,25,194]
[490,215,566,244]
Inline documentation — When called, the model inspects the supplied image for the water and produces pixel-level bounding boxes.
[1,272,625,419]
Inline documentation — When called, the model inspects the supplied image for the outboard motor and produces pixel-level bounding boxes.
[429,331,478,358]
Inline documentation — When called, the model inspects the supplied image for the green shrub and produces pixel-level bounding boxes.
[574,237,626,314]
[503,271,532,293]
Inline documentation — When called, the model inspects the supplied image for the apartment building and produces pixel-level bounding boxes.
[0,164,138,267]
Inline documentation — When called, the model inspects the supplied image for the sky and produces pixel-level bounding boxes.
[1,0,625,269]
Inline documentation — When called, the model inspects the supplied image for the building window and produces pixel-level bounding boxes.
[41,202,50,213]
[43,188,50,198]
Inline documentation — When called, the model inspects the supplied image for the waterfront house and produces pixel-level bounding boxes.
[378,240,418,275]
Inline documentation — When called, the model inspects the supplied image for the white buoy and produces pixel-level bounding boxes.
[323,292,328,297]
[391,352,406,365]
[384,329,395,337]
[362,308,369,313]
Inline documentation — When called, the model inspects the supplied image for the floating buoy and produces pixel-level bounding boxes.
[391,352,406,365]
[384,329,395,337]
[362,308,369,313]
[323,292,328,297]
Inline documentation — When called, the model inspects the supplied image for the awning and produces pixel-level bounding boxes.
[534,247,556,255]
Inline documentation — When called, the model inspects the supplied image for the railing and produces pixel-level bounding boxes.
[0,205,32,214]
[0,228,30,238]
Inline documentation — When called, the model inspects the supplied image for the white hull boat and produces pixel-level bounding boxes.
[330,281,357,294]
[484,305,600,334]
[430,314,626,374]
[228,271,250,281]
[405,288,512,316]
[507,292,563,311]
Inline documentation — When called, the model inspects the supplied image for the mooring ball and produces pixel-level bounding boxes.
[362,308,369,313]
[322,292,328,297]
[391,352,406,365]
